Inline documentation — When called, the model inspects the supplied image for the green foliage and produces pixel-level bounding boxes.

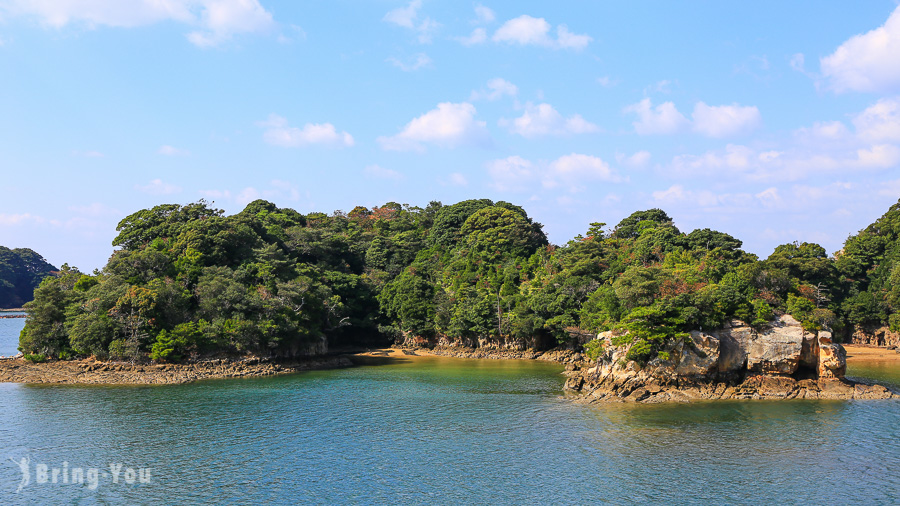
[0,246,57,308]
[890,313,900,333]
[583,339,604,361]
[616,305,689,364]
[612,209,673,239]
[23,353,47,363]
[150,322,205,362]
[17,196,900,362]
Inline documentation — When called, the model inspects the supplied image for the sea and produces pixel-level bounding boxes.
[0,315,898,504]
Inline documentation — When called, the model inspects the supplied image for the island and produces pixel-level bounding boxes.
[3,197,899,399]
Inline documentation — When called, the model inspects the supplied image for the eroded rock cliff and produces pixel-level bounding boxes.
[850,326,900,349]
[565,315,892,402]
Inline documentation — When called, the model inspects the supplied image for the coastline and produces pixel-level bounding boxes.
[0,345,575,386]
[0,343,894,389]
[0,355,354,385]
[844,344,900,362]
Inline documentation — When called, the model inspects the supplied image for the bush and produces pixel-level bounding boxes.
[583,339,604,361]
[890,313,900,333]
[23,353,47,363]
[751,299,774,327]
[108,339,126,360]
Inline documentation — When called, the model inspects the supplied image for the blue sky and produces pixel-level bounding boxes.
[2,1,900,271]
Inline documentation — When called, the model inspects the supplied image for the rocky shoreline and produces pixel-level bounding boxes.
[563,316,895,403]
[0,355,353,385]
[411,346,578,363]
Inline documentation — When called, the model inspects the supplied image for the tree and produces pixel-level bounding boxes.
[0,246,57,308]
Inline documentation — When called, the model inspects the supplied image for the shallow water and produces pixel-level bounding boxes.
[0,316,898,504]
[0,312,24,357]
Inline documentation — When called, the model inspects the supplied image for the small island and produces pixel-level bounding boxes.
[3,197,900,400]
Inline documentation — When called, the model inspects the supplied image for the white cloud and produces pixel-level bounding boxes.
[597,76,619,87]
[651,184,752,209]
[258,114,354,148]
[473,5,494,24]
[487,153,624,193]
[186,0,274,47]
[448,172,468,186]
[383,0,439,44]
[456,27,487,46]
[470,77,517,101]
[617,150,651,167]
[387,53,431,71]
[0,213,44,226]
[691,102,761,138]
[158,144,190,156]
[821,6,900,93]
[790,53,807,73]
[668,144,758,179]
[4,0,275,47]
[856,144,900,168]
[755,187,781,208]
[364,164,403,181]
[136,179,182,195]
[644,79,672,95]
[492,15,590,50]
[378,102,491,152]
[383,0,420,29]
[624,98,689,135]
[853,98,900,142]
[504,102,599,138]
[270,179,300,200]
[487,156,534,191]
[236,187,260,206]
[199,189,232,200]
[797,121,852,142]
[545,154,624,191]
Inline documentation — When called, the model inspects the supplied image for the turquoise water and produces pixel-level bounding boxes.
[0,317,899,504]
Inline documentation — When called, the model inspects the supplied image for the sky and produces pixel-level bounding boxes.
[2,1,900,271]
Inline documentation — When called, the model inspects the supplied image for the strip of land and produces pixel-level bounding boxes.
[0,344,891,387]
[844,344,900,362]
[0,355,353,385]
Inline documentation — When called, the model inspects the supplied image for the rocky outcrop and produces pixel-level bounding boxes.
[565,316,894,402]
[850,325,900,349]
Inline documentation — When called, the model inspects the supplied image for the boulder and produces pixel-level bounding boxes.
[817,335,847,379]
[747,315,804,374]
[711,320,755,372]
[674,332,719,376]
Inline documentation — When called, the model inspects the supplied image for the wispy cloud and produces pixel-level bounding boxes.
[258,114,354,148]
[135,179,182,195]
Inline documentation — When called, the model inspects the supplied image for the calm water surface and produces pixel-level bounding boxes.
[0,317,898,504]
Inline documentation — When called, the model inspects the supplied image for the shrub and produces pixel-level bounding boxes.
[24,353,47,363]
[583,339,604,361]
[108,339,126,360]
[890,313,900,333]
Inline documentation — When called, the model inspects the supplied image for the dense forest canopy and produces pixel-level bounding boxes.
[0,246,56,309]
[17,197,900,363]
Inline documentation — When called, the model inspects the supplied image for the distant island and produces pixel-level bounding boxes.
[5,197,899,396]
[0,246,56,310]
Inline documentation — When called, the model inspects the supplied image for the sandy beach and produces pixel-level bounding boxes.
[844,344,900,362]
